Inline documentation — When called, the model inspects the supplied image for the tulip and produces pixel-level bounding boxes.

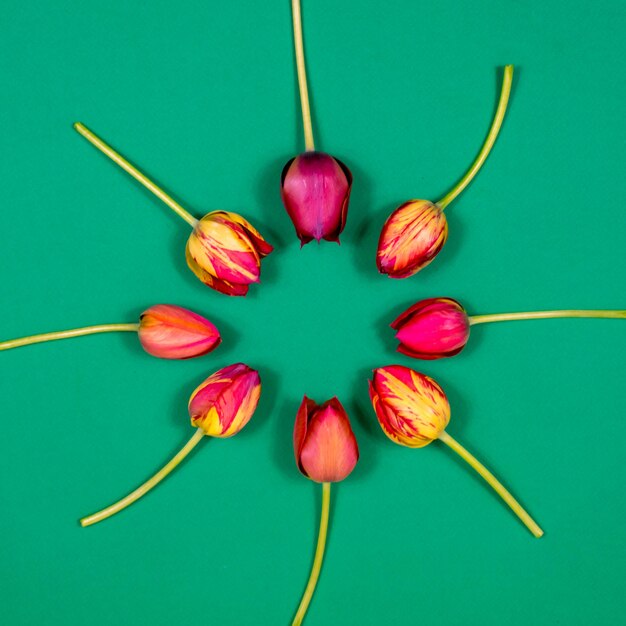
[377,65,514,278]
[281,0,352,245]
[73,123,272,295]
[369,365,543,537]
[291,396,359,626]
[0,304,221,360]
[281,152,352,244]
[80,363,260,526]
[392,298,626,360]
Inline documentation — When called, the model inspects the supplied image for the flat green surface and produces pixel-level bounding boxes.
[1,1,625,624]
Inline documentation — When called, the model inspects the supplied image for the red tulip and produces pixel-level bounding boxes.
[391,297,470,359]
[281,152,352,245]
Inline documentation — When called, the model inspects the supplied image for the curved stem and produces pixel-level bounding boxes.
[469,309,626,326]
[73,122,198,228]
[0,323,139,351]
[292,482,330,626]
[438,431,543,538]
[80,428,205,527]
[291,0,315,151]
[437,65,514,210]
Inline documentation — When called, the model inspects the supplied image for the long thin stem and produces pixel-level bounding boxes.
[437,65,514,210]
[469,309,626,326]
[438,431,543,538]
[73,122,198,228]
[292,482,331,626]
[80,428,205,527]
[291,0,315,151]
[0,323,139,351]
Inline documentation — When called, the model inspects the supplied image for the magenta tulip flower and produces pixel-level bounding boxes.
[392,297,626,360]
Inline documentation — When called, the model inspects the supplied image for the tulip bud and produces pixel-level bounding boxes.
[369,365,450,447]
[186,211,273,296]
[137,304,221,359]
[281,152,352,245]
[293,396,359,482]
[391,298,470,360]
[189,363,261,437]
[376,200,448,278]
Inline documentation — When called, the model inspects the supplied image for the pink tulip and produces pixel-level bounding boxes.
[281,152,352,245]
[391,298,470,360]
[138,304,221,359]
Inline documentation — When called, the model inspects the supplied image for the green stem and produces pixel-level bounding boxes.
[438,431,543,538]
[292,482,330,626]
[80,428,205,527]
[291,0,315,151]
[437,65,514,210]
[469,309,626,326]
[0,323,139,351]
[73,122,198,228]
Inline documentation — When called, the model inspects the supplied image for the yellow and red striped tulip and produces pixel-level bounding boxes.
[189,363,261,437]
[368,364,543,537]
[186,211,273,296]
[369,365,449,447]
[376,200,448,278]
[138,304,221,359]
[294,396,359,482]
[80,363,261,527]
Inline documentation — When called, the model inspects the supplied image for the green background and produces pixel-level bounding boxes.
[1,1,625,624]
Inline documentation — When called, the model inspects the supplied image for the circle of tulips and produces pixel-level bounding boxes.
[1,2,624,625]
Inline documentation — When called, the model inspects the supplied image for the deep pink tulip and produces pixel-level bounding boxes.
[392,298,470,360]
[281,152,352,245]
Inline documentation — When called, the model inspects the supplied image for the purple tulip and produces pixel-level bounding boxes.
[281,151,352,245]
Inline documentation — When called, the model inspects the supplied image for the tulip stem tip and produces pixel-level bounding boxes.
[438,431,543,538]
[437,64,514,211]
[0,323,139,352]
[292,482,331,626]
[291,0,315,151]
[79,428,205,527]
[469,309,626,326]
[73,122,198,228]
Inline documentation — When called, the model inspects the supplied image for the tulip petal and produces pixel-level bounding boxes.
[298,398,359,482]
[185,244,250,296]
[293,396,317,468]
[215,211,274,258]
